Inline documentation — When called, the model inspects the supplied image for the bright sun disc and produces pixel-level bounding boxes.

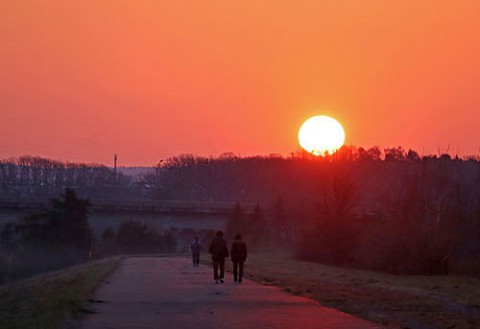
[298,115,345,155]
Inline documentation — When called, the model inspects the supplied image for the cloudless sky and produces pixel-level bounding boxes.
[1,1,479,166]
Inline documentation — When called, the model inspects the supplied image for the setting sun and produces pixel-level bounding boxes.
[298,116,345,156]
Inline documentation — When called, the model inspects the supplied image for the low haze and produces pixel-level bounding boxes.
[1,1,479,165]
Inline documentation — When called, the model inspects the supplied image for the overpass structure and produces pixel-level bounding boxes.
[0,198,259,251]
[0,197,256,215]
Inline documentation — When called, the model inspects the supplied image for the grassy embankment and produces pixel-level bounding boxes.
[4,252,478,329]
[204,252,480,329]
[0,256,122,329]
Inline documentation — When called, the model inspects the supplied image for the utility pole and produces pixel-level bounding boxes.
[114,154,118,175]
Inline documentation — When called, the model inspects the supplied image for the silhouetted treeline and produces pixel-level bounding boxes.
[146,147,480,275]
[146,148,479,210]
[0,188,178,283]
[1,148,480,275]
[0,155,135,199]
[0,188,94,281]
[98,220,177,255]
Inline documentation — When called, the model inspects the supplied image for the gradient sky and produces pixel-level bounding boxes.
[1,1,479,166]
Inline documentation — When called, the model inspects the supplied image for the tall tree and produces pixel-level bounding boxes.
[250,202,266,237]
[226,203,245,237]
[272,196,290,242]
[17,188,94,256]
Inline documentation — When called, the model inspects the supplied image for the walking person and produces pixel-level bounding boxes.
[209,231,229,283]
[231,233,247,284]
[190,236,202,267]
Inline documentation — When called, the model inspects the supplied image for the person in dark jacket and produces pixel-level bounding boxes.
[230,233,247,283]
[209,230,229,283]
[190,236,202,267]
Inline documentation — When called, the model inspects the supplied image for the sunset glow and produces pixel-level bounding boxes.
[1,1,480,165]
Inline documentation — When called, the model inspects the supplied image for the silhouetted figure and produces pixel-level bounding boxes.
[190,236,202,267]
[209,231,229,283]
[231,233,247,283]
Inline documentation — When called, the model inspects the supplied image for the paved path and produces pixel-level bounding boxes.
[79,257,384,329]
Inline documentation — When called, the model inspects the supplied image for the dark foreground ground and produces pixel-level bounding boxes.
[78,257,384,329]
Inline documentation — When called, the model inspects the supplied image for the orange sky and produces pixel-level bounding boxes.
[1,1,479,166]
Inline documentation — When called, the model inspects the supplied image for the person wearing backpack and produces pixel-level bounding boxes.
[208,231,229,283]
[190,236,202,267]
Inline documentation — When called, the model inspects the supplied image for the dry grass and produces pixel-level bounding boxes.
[0,257,121,329]
[204,252,480,329]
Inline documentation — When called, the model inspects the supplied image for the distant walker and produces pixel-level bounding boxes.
[190,236,202,267]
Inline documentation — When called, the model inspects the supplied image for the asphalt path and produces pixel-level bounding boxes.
[78,257,384,329]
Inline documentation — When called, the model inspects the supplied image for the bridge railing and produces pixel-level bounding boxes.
[0,197,256,215]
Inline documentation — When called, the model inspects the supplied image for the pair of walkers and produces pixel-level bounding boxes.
[208,231,247,284]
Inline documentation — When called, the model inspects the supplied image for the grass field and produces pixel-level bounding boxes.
[0,257,121,329]
[204,252,480,329]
